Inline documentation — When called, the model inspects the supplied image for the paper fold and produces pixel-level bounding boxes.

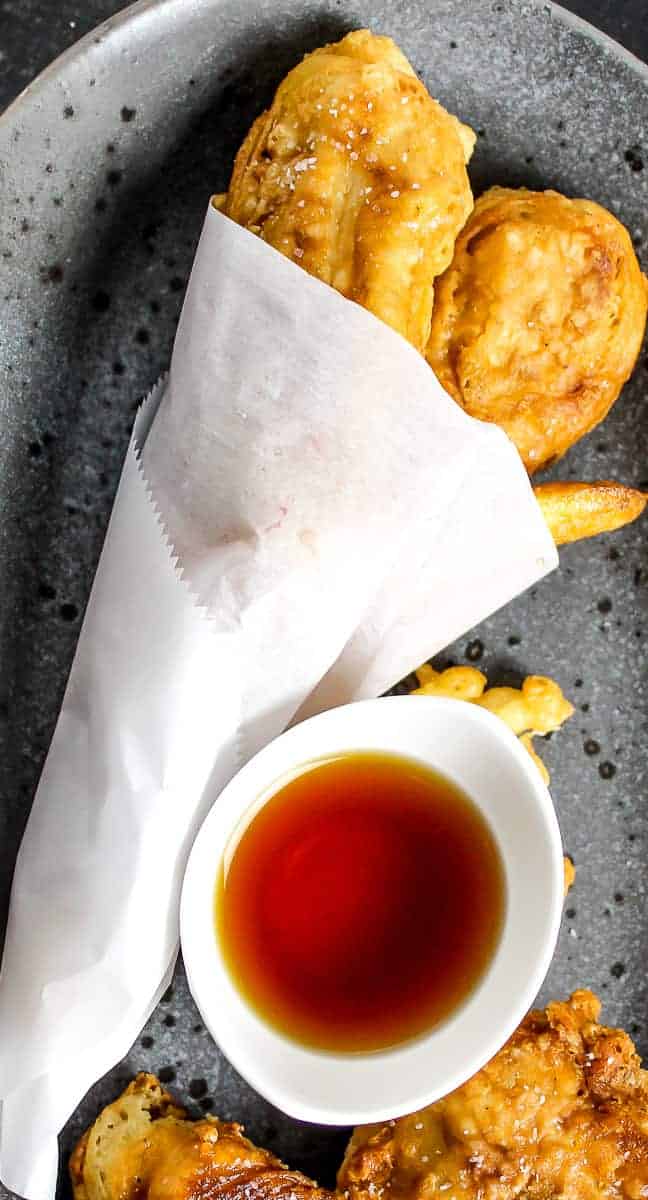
[0,205,557,1200]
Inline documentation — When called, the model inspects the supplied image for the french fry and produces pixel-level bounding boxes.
[534,480,646,545]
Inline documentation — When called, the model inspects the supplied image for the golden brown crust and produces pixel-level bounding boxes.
[534,480,647,545]
[427,187,648,472]
[563,854,576,895]
[225,29,474,352]
[411,664,573,783]
[339,991,648,1200]
[68,1130,90,1200]
[70,1074,334,1200]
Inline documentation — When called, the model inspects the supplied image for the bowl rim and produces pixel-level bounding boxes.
[180,694,564,1125]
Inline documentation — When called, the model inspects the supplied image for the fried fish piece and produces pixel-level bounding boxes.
[225,30,475,352]
[339,991,648,1200]
[427,187,648,472]
[411,664,573,784]
[534,480,647,545]
[70,1074,335,1200]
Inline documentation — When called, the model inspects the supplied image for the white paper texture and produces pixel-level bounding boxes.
[0,205,557,1200]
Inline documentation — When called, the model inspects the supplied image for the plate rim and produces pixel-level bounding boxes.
[1,0,648,132]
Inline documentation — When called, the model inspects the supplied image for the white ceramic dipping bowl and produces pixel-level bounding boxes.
[181,695,564,1125]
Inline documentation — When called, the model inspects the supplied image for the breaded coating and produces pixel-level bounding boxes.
[225,30,475,352]
[534,481,647,545]
[427,187,648,472]
[70,1074,335,1200]
[339,991,648,1200]
[563,854,576,895]
[411,664,573,783]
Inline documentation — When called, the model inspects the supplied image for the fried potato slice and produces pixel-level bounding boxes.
[427,187,648,472]
[224,30,474,352]
[411,664,574,783]
[534,480,647,545]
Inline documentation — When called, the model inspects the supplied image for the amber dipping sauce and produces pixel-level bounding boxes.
[216,752,505,1053]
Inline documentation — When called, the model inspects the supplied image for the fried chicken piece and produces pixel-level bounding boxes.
[70,1074,334,1200]
[339,991,648,1200]
[427,187,648,472]
[225,30,475,353]
[534,480,647,545]
[411,664,573,784]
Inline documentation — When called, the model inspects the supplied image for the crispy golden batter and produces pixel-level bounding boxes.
[427,187,648,472]
[225,30,475,352]
[411,664,573,784]
[411,665,574,883]
[563,854,576,895]
[339,991,648,1200]
[534,481,647,546]
[70,1074,334,1200]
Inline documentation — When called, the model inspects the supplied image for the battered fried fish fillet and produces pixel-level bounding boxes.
[225,30,475,352]
[70,1074,335,1200]
[339,991,648,1200]
[427,187,648,472]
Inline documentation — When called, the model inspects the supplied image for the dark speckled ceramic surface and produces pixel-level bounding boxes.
[0,1,647,1197]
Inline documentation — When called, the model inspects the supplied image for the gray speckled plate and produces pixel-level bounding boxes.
[1,1,647,1196]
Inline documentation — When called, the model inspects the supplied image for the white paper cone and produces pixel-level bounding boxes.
[0,386,242,1200]
[0,205,557,1200]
